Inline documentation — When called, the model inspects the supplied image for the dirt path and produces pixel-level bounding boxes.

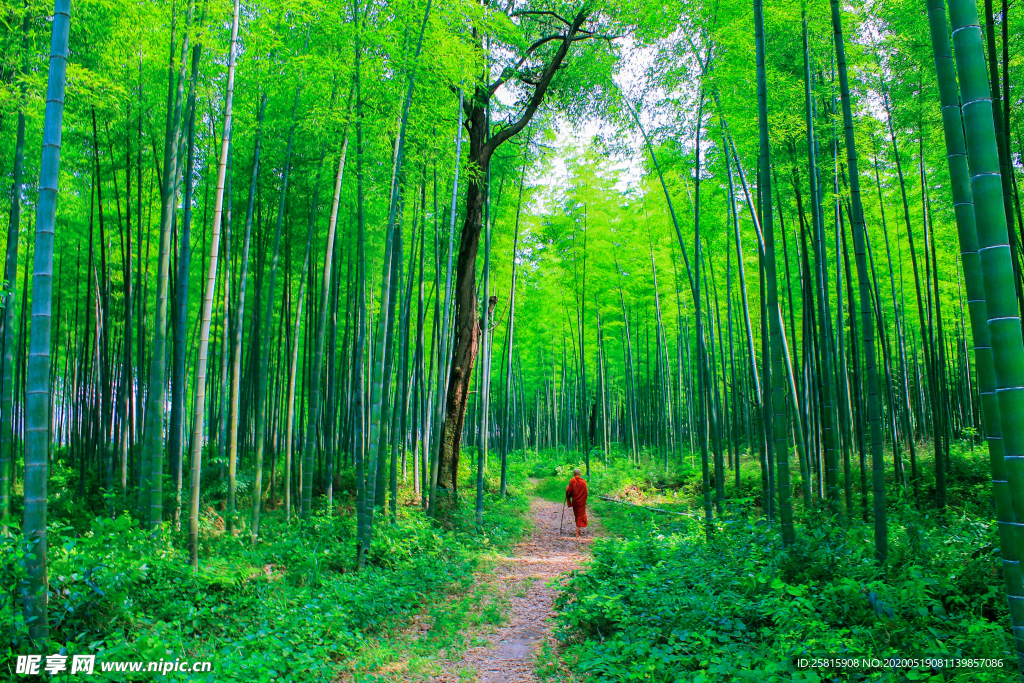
[439,489,600,682]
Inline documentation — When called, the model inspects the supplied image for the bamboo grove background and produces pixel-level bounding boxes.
[3,0,1024,661]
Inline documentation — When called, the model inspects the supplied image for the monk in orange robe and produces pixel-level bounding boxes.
[565,469,589,537]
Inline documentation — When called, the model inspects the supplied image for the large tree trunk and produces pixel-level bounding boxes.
[436,105,487,493]
[433,8,591,496]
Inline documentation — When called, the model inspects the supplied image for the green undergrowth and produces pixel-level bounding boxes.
[533,445,1013,682]
[533,439,994,521]
[1,453,532,681]
[342,555,512,682]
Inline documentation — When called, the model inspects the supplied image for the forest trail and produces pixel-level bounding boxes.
[438,485,601,682]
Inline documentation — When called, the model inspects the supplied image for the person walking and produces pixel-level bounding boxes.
[564,468,589,538]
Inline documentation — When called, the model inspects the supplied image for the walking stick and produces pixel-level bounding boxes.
[559,504,565,535]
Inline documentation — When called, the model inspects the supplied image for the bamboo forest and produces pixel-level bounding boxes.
[6,0,1024,679]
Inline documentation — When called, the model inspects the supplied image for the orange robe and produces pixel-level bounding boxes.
[565,475,589,529]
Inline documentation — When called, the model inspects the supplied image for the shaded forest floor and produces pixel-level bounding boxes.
[3,445,1013,682]
[3,453,533,681]
[539,448,1014,682]
[317,444,1017,682]
[342,477,603,683]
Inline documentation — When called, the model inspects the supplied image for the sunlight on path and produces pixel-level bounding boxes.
[438,488,600,682]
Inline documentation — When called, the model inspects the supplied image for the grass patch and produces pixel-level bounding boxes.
[342,576,512,682]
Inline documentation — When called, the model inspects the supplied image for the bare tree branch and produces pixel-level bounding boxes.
[510,10,572,25]
[483,8,592,159]
[489,33,568,94]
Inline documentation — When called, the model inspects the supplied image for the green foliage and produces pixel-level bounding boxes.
[2,0,1023,673]
[0,463,530,681]
[343,573,511,680]
[549,453,1013,682]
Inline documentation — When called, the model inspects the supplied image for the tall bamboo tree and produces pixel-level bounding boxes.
[22,0,72,641]
[945,0,1024,663]
[831,0,887,563]
[754,0,795,543]
[187,0,239,569]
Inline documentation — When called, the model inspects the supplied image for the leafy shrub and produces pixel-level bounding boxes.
[1,449,531,681]
[552,451,1013,682]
